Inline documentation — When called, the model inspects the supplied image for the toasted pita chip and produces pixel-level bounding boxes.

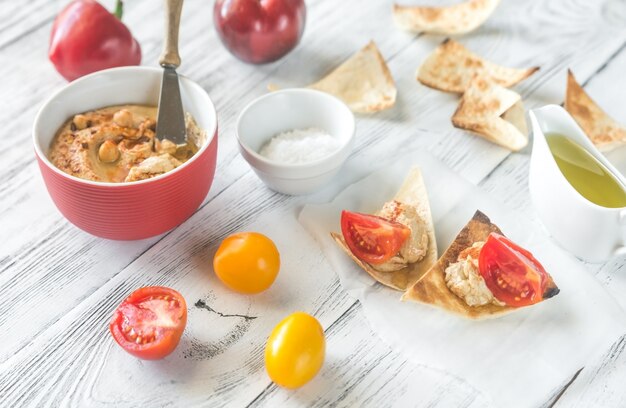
[402,210,559,319]
[331,167,437,291]
[417,39,539,93]
[270,41,396,113]
[565,69,626,152]
[393,0,500,35]
[401,211,513,319]
[451,76,528,151]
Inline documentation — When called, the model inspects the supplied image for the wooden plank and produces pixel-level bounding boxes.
[239,0,626,405]
[248,302,490,408]
[0,0,417,365]
[0,0,625,406]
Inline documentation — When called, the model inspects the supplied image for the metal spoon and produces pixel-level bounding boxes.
[156,0,186,145]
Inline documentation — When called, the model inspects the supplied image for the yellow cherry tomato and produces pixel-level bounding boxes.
[213,232,280,294]
[265,312,326,389]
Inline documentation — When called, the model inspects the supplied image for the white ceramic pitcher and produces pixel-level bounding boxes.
[529,104,626,262]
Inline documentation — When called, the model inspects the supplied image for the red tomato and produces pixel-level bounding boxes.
[109,286,187,360]
[340,210,410,265]
[479,233,559,307]
[49,0,141,81]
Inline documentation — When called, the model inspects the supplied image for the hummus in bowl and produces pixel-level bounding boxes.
[49,105,205,183]
[33,66,218,240]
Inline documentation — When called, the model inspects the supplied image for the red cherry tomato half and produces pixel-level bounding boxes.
[49,0,141,81]
[109,286,187,360]
[479,233,559,307]
[340,210,410,265]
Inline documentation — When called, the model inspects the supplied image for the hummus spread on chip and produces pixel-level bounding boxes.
[372,200,430,272]
[331,167,438,291]
[48,105,205,183]
[404,211,559,319]
[444,242,504,307]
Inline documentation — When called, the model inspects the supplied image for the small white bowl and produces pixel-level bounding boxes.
[236,89,355,195]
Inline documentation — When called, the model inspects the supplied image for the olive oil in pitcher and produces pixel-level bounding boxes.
[546,134,626,208]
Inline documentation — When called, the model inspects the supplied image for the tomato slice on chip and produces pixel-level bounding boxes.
[340,210,411,265]
[478,233,559,307]
[109,286,187,360]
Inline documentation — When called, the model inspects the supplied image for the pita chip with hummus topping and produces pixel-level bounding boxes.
[331,167,437,291]
[402,211,559,319]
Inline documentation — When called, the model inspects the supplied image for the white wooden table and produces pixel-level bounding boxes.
[1,0,626,406]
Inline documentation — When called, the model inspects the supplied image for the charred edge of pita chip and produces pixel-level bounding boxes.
[455,210,502,250]
[544,285,560,300]
[471,210,493,228]
[431,210,500,275]
[542,272,560,299]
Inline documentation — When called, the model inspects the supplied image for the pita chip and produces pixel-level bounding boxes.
[270,41,397,113]
[417,39,539,93]
[393,0,500,35]
[331,167,437,291]
[402,211,559,319]
[401,211,513,319]
[452,76,528,151]
[565,69,626,152]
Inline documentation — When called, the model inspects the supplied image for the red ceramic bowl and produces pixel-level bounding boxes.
[33,67,218,240]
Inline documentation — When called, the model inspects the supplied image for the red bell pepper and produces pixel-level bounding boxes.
[49,0,141,81]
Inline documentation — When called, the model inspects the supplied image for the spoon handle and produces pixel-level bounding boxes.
[159,0,184,68]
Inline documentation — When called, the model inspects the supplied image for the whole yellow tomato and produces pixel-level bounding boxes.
[213,232,280,294]
[265,312,326,388]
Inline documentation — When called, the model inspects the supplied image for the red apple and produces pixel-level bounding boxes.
[214,0,306,64]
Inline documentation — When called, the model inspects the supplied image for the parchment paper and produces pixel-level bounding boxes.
[299,151,626,408]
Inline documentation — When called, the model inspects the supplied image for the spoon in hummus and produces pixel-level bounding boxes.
[156,0,186,145]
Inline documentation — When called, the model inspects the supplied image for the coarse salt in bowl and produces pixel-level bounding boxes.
[259,127,343,164]
[236,89,355,195]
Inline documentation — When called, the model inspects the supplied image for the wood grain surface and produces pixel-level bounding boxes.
[1,0,626,406]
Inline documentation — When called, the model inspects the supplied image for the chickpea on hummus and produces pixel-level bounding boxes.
[48,105,205,183]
